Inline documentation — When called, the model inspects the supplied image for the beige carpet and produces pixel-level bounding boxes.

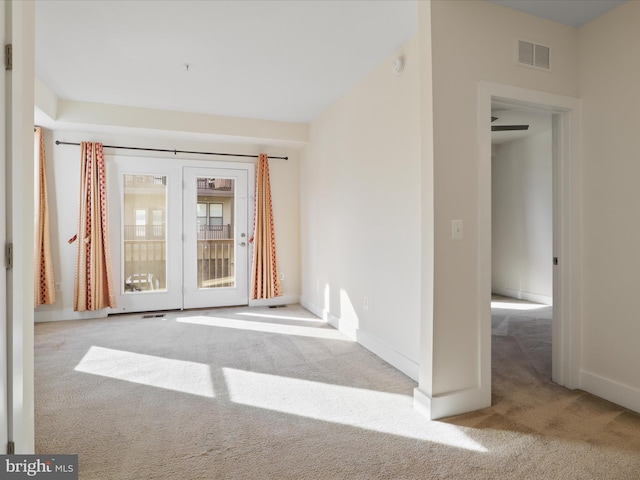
[35,303,640,479]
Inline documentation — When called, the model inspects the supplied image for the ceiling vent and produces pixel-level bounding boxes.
[517,40,550,71]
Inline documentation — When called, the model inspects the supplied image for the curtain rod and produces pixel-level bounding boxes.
[54,140,288,160]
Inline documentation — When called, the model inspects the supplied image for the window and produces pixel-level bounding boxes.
[196,203,223,228]
[209,203,223,228]
[135,209,147,237]
[196,203,208,227]
[152,209,164,238]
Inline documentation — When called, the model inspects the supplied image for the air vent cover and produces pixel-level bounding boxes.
[517,40,550,70]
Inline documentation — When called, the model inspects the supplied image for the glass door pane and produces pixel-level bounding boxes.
[123,174,167,293]
[196,177,236,289]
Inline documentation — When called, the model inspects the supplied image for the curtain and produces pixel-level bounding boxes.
[71,142,116,311]
[250,154,282,299]
[34,127,56,307]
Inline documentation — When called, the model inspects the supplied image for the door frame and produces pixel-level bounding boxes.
[183,166,251,309]
[109,157,184,313]
[108,155,255,314]
[5,0,36,454]
[478,81,582,391]
[1,0,8,452]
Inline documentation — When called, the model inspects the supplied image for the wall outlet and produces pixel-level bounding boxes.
[56,282,63,292]
[279,272,285,281]
[363,296,369,310]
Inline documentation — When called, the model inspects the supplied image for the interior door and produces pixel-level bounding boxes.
[110,158,183,313]
[183,167,250,309]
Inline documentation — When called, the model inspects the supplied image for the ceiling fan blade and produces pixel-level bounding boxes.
[491,125,529,132]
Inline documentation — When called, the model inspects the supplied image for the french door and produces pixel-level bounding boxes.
[183,167,249,309]
[109,157,252,314]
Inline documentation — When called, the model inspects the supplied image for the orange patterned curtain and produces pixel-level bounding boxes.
[250,154,282,299]
[34,127,56,307]
[71,142,116,311]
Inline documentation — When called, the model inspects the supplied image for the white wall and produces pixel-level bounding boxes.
[578,1,640,412]
[492,128,553,304]
[34,128,301,321]
[300,35,421,379]
[416,0,580,417]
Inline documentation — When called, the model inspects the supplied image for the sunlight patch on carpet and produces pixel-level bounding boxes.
[222,367,487,452]
[74,346,215,398]
[177,316,351,341]
[491,300,550,311]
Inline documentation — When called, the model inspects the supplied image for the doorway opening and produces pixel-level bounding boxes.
[490,103,555,383]
[477,82,582,411]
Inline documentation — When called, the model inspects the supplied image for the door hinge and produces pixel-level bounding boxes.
[5,44,12,71]
[553,257,558,265]
[7,441,15,454]
[5,243,13,269]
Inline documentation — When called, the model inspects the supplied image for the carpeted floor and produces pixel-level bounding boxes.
[35,303,640,479]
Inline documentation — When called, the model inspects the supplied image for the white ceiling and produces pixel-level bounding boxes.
[487,0,627,27]
[35,0,626,125]
[35,0,417,124]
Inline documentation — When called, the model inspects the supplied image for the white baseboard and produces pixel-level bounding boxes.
[34,308,110,323]
[36,294,300,323]
[579,370,640,414]
[413,385,490,420]
[300,297,321,318]
[356,330,419,381]
[300,297,418,381]
[301,298,357,339]
[249,294,300,308]
[492,287,552,305]
[328,313,357,339]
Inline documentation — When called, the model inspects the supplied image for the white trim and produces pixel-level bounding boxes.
[301,298,357,339]
[34,308,110,323]
[478,82,582,396]
[300,298,418,381]
[8,0,36,453]
[491,287,552,306]
[579,370,640,414]
[356,330,419,381]
[0,0,7,451]
[35,296,301,323]
[248,294,300,308]
[300,297,323,320]
[326,311,356,339]
[413,386,489,420]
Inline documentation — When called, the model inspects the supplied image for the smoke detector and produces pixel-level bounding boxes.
[392,57,404,76]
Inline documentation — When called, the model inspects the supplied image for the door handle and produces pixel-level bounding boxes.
[238,242,246,247]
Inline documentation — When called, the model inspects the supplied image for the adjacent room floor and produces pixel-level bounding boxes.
[491,294,552,379]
